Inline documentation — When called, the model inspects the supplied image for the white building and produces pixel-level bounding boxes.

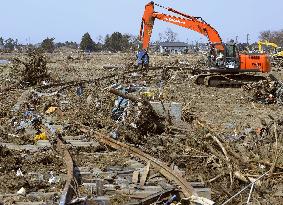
[158,42,189,54]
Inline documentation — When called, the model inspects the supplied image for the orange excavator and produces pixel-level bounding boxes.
[138,1,271,86]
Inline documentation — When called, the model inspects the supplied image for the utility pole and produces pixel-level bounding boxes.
[246,34,250,45]
[235,36,238,44]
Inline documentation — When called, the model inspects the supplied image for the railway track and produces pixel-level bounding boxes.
[0,131,213,205]
[92,131,197,198]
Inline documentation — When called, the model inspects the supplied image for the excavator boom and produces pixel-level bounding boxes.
[139,2,224,51]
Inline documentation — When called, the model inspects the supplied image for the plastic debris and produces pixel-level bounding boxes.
[76,83,84,96]
[111,83,150,121]
[16,168,24,177]
[45,106,57,114]
[17,187,26,196]
[48,171,60,184]
[16,120,31,131]
[110,130,119,139]
[164,195,177,205]
[34,131,48,142]
[111,87,129,121]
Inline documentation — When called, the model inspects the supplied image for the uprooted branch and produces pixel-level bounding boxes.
[13,51,50,86]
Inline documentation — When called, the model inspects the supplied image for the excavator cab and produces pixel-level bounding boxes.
[209,43,239,69]
[223,43,240,69]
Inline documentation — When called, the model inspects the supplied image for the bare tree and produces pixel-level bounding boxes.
[158,32,165,42]
[259,29,283,46]
[159,28,178,42]
[164,28,178,42]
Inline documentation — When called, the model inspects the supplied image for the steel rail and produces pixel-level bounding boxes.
[57,137,76,205]
[93,131,197,198]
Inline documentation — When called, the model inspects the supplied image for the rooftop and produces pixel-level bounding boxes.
[158,42,189,47]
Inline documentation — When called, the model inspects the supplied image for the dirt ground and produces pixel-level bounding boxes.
[1,50,283,204]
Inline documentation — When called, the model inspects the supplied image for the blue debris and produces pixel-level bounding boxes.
[164,195,177,205]
[76,83,84,96]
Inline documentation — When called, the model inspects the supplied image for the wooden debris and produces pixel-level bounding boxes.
[132,171,140,185]
[139,162,150,187]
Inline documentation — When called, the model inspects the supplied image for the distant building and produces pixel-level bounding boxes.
[158,42,189,54]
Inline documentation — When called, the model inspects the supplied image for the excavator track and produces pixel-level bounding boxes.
[195,73,268,87]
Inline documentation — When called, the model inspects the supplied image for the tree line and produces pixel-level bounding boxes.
[0,28,177,53]
[0,32,140,53]
[79,32,139,53]
[1,28,282,53]
[0,37,19,51]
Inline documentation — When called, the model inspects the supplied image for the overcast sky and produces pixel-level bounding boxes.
[1,0,282,44]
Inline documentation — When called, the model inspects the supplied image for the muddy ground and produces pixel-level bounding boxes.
[0,49,283,204]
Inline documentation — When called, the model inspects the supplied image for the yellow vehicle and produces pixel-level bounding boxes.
[258,40,283,67]
[274,50,283,58]
[258,40,283,58]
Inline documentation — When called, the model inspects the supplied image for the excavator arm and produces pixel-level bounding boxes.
[258,40,278,53]
[139,2,224,51]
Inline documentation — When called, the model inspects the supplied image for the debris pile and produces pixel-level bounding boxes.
[138,119,283,204]
[243,77,283,104]
[0,146,64,204]
[272,57,283,69]
[1,51,283,204]
[110,87,165,136]
[13,51,50,86]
